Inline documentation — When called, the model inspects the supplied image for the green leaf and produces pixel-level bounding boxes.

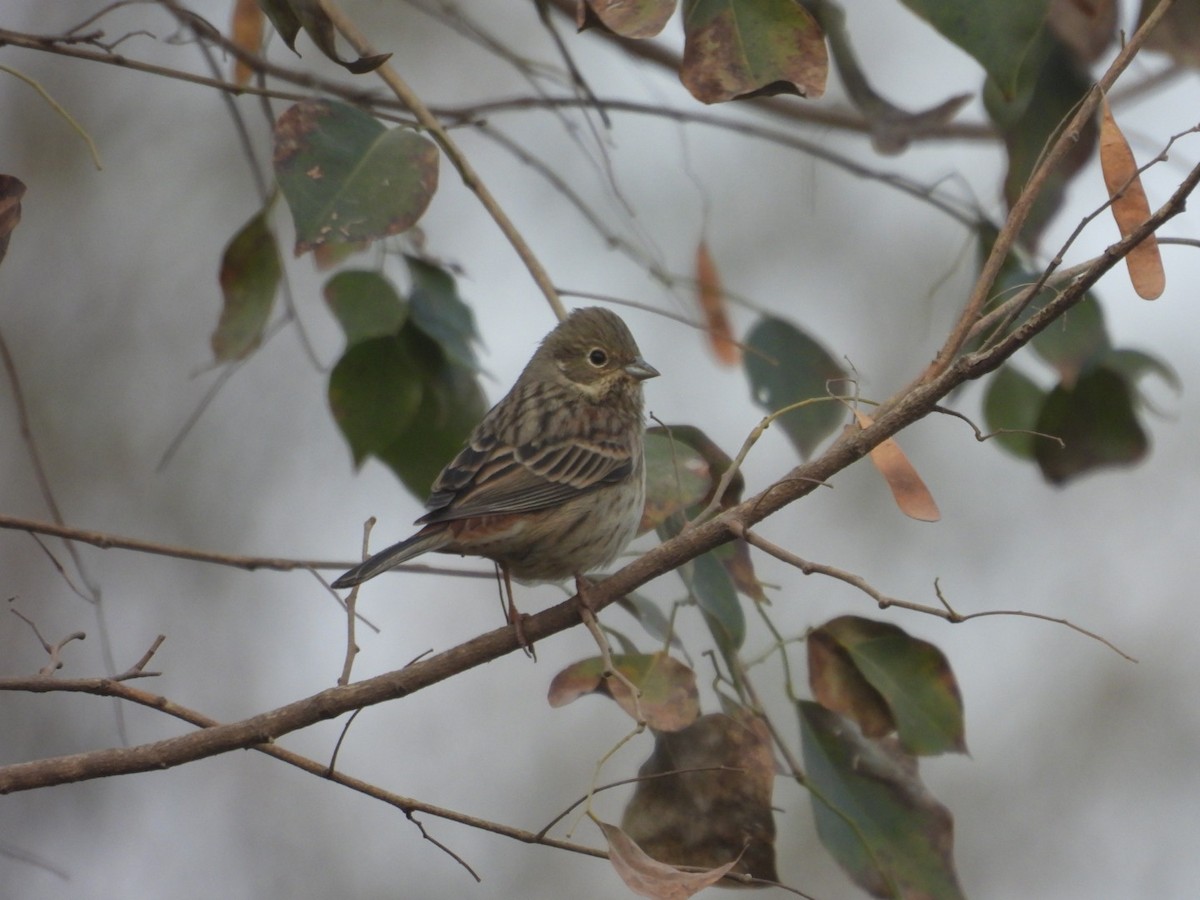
[809,616,966,756]
[273,100,438,256]
[799,701,965,899]
[1034,365,1148,484]
[681,0,827,103]
[983,364,1047,459]
[258,0,301,52]
[744,316,846,460]
[1101,348,1181,406]
[1029,295,1110,385]
[641,430,714,534]
[692,550,745,655]
[986,44,1095,244]
[615,591,680,648]
[378,341,486,499]
[212,209,280,361]
[328,335,423,467]
[979,226,1111,383]
[405,256,480,371]
[900,0,1052,101]
[324,270,407,347]
[258,0,390,73]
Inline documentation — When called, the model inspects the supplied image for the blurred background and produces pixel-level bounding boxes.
[2,1,1198,897]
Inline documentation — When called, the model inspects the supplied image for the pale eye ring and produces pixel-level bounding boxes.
[587,347,608,367]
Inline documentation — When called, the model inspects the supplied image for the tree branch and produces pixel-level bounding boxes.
[3,156,1192,792]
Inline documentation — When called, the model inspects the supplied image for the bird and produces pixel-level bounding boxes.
[332,306,658,643]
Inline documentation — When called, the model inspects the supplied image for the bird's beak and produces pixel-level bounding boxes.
[624,357,660,381]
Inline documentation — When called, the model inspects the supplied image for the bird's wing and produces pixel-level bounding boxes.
[418,428,634,523]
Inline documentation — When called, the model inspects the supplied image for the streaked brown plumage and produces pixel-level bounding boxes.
[332,307,658,592]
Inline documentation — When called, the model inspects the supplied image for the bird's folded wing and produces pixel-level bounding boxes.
[419,436,633,523]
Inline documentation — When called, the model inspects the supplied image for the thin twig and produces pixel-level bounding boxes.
[10,610,86,675]
[318,0,566,320]
[923,0,1177,380]
[0,64,103,168]
[735,524,1135,661]
[339,520,375,686]
[0,513,492,579]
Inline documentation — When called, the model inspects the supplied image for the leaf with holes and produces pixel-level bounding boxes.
[274,100,438,255]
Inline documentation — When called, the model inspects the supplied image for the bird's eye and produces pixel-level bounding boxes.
[587,347,608,367]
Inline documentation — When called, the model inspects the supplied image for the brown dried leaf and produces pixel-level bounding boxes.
[695,241,739,366]
[0,175,26,267]
[597,820,738,899]
[621,711,777,884]
[807,627,894,739]
[681,0,827,104]
[229,0,264,86]
[854,411,940,522]
[1099,92,1164,300]
[547,653,700,731]
[577,0,675,39]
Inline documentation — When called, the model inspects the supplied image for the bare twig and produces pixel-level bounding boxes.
[924,0,1177,380]
[115,635,167,680]
[339,520,375,686]
[317,0,566,320]
[734,525,1136,661]
[0,673,605,876]
[0,63,103,168]
[9,609,86,675]
[0,513,492,579]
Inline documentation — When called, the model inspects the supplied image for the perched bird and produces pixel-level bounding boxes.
[332,307,658,636]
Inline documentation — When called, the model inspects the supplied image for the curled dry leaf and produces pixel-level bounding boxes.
[1099,92,1165,300]
[694,241,740,366]
[596,819,738,899]
[547,653,700,731]
[853,411,940,522]
[621,711,777,884]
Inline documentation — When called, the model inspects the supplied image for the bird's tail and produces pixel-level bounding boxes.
[331,527,451,589]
